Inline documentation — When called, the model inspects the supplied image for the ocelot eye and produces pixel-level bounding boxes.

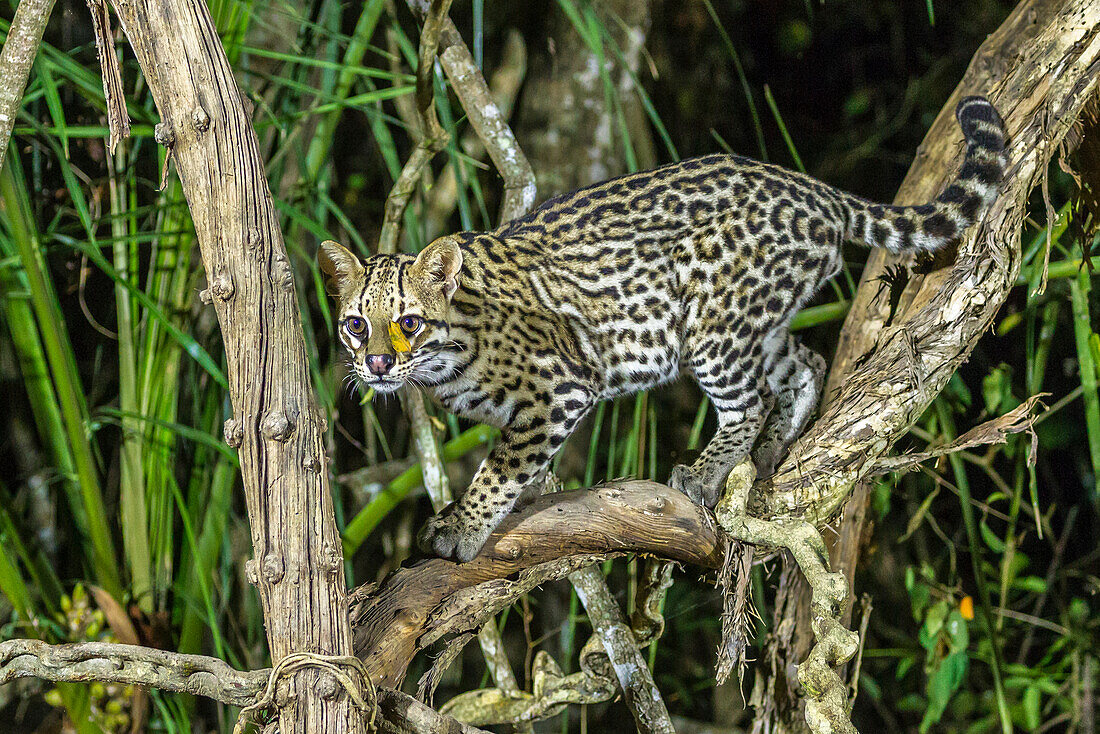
[344,317,366,337]
[398,315,423,335]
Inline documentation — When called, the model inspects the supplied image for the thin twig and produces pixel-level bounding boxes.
[376,0,453,256]
[404,0,536,221]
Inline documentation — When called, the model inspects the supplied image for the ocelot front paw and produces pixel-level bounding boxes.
[668,463,723,508]
[416,504,495,563]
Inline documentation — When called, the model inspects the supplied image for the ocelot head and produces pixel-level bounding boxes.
[318,237,463,393]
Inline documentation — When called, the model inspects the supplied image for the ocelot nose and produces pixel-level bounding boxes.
[366,354,395,376]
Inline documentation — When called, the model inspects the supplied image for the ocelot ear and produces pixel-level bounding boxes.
[317,240,365,298]
[411,236,463,300]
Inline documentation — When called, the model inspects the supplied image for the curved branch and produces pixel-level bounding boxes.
[351,481,726,687]
[350,393,1037,691]
[0,640,267,706]
[0,640,489,734]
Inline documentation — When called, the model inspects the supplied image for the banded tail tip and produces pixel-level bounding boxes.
[955,96,1006,152]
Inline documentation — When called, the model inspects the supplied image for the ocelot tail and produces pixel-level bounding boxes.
[320,96,1006,562]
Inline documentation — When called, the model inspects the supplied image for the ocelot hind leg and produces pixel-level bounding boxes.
[670,344,772,508]
[752,331,826,478]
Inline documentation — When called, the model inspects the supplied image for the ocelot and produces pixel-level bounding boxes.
[319,96,1006,562]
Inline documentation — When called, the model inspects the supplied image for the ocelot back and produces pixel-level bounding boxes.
[320,96,1007,562]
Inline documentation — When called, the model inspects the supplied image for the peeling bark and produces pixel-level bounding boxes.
[756,0,1100,729]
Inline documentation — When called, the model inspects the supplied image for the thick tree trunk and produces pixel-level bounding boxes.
[104,0,362,731]
[756,0,1100,730]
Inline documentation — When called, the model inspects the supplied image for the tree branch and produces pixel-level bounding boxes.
[352,481,726,687]
[756,0,1100,728]
[0,0,56,173]
[0,640,489,733]
[404,0,536,220]
[0,640,267,706]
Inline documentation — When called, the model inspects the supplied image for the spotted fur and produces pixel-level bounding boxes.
[320,96,1006,562]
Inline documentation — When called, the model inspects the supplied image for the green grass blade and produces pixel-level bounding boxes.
[701,0,767,161]
[109,157,153,613]
[0,154,122,599]
[1070,258,1100,512]
[933,400,1014,734]
[763,84,804,173]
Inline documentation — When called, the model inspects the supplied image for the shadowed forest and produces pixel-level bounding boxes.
[1,0,1098,732]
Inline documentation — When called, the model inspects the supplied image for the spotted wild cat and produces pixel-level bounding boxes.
[319,96,1006,562]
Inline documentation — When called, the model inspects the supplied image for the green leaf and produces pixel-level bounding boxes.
[919,600,949,650]
[1022,685,1041,730]
[896,656,916,681]
[982,363,1016,416]
[1012,576,1048,594]
[902,486,940,542]
[979,518,1006,553]
[920,651,968,732]
[907,567,931,621]
[944,610,970,653]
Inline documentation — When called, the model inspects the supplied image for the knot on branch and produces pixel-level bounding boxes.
[211,273,234,301]
[303,453,322,474]
[260,410,294,442]
[246,226,262,253]
[153,121,174,146]
[191,104,211,132]
[223,418,243,448]
[323,542,344,576]
[233,652,376,734]
[272,252,294,291]
[262,553,285,584]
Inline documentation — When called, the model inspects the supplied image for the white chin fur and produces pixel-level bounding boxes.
[352,366,403,393]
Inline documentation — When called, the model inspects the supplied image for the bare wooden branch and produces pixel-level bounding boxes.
[570,565,675,734]
[377,0,453,256]
[439,646,615,726]
[716,461,857,734]
[378,687,492,734]
[0,640,267,707]
[869,394,1044,475]
[424,30,527,240]
[102,0,361,730]
[0,0,56,173]
[0,640,487,733]
[85,0,130,151]
[427,549,678,728]
[352,482,726,688]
